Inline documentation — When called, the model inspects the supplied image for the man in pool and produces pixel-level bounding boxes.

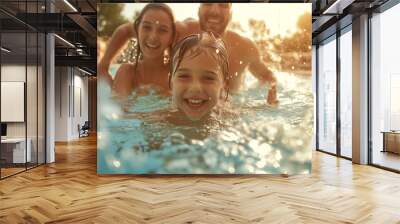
[98,3,278,105]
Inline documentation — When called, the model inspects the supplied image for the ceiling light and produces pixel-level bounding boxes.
[63,0,78,12]
[54,34,75,48]
[1,47,11,53]
[77,67,93,76]
[76,48,85,55]
[323,0,355,15]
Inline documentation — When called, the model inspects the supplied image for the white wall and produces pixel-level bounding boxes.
[1,64,36,137]
[55,67,89,141]
[55,66,69,141]
[1,65,26,81]
[1,65,27,138]
[1,82,25,122]
[1,66,25,129]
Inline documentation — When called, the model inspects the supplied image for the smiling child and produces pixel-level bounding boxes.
[169,32,229,121]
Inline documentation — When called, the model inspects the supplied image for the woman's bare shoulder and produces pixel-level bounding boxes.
[113,63,137,97]
[117,63,135,75]
[114,63,136,82]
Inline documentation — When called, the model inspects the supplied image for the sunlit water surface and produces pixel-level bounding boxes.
[98,69,313,174]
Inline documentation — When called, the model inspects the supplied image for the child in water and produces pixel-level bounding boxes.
[169,32,230,122]
[120,32,232,146]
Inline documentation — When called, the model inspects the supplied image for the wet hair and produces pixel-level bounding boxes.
[169,32,230,99]
[133,3,176,70]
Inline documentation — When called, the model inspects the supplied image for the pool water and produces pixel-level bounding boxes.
[98,70,313,174]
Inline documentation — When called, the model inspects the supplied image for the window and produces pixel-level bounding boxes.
[371,3,400,171]
[317,36,337,154]
[339,28,352,158]
[0,1,47,179]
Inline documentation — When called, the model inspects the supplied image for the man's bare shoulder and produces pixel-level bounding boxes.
[175,19,200,41]
[226,31,257,55]
[183,17,197,23]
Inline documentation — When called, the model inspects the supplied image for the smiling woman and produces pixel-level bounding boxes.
[112,3,176,97]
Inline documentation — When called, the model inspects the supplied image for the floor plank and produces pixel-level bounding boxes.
[0,135,400,223]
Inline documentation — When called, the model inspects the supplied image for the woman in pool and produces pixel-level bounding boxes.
[112,3,176,97]
[169,32,230,122]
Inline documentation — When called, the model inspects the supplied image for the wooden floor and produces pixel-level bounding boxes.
[0,167,26,178]
[1,135,400,223]
[1,163,44,178]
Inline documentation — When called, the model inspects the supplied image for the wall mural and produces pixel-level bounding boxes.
[97,3,313,174]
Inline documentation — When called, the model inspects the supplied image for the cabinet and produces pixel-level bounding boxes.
[0,138,31,164]
[382,131,400,154]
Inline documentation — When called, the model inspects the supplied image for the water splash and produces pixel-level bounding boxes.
[98,72,313,174]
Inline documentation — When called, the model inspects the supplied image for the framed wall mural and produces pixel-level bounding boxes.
[97,3,313,174]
